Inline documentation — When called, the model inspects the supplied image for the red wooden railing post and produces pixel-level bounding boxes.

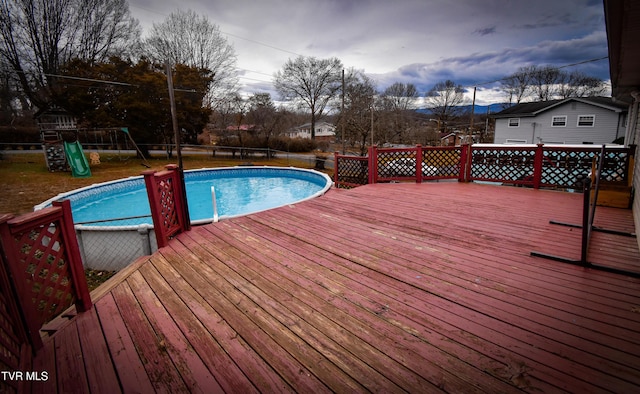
[334,151,340,186]
[52,200,92,313]
[167,164,191,232]
[416,145,423,184]
[368,145,377,184]
[533,143,544,189]
[142,169,167,247]
[143,165,189,249]
[459,144,471,182]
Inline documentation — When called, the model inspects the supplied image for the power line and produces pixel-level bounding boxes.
[45,72,197,93]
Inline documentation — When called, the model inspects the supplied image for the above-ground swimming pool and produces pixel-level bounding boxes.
[35,166,333,270]
[37,166,332,225]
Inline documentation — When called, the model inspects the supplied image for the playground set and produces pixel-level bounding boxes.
[36,108,146,177]
[37,108,91,177]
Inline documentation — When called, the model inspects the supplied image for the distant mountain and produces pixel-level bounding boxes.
[417,103,510,115]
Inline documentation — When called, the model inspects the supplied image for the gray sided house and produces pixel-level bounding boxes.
[492,97,628,145]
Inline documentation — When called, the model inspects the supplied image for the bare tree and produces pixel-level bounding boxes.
[381,82,418,111]
[0,0,140,109]
[557,71,607,98]
[425,80,465,131]
[379,82,419,142]
[274,56,343,139]
[501,65,606,103]
[144,9,238,104]
[337,68,376,154]
[500,66,532,105]
[529,65,560,101]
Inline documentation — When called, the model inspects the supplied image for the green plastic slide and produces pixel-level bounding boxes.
[63,140,91,178]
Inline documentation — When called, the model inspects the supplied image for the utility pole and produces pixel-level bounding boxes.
[341,69,345,154]
[370,103,374,147]
[469,86,476,144]
[165,61,190,230]
[166,61,182,169]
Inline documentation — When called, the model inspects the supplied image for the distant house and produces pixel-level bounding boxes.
[492,97,628,145]
[289,121,336,141]
[439,131,475,146]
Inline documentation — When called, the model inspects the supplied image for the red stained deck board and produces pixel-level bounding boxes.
[316,185,640,297]
[110,282,189,393]
[94,293,155,394]
[151,248,295,393]
[185,226,458,393]
[254,201,639,324]
[124,270,224,394]
[228,215,636,390]
[232,209,640,363]
[30,338,56,394]
[74,307,120,393]
[228,186,640,391]
[53,321,89,393]
[268,203,640,346]
[175,230,367,394]
[196,222,530,393]
[139,258,260,394]
[158,236,333,394]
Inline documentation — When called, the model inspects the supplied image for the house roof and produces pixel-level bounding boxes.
[491,97,628,119]
[604,0,640,102]
[295,121,335,129]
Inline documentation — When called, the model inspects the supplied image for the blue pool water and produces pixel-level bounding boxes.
[37,167,332,226]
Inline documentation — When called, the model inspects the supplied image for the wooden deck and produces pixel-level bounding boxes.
[25,182,640,393]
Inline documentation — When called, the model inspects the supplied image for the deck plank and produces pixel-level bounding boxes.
[31,182,640,393]
[125,269,224,394]
[152,247,295,393]
[188,225,443,393]
[234,209,633,391]
[176,230,366,393]
[140,257,260,394]
[53,320,89,393]
[75,307,120,394]
[110,281,189,393]
[161,235,332,393]
[94,293,154,394]
[199,221,527,393]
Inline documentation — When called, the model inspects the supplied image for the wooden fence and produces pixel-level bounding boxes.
[335,144,634,192]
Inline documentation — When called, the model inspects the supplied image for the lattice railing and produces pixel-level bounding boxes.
[376,147,419,181]
[335,144,633,190]
[143,164,190,248]
[469,146,539,186]
[0,200,91,351]
[541,147,597,189]
[0,246,27,393]
[422,146,462,180]
[334,154,369,189]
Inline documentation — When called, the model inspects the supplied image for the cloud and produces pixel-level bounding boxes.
[129,0,610,105]
[474,26,497,36]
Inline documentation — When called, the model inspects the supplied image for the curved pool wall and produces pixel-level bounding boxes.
[35,166,333,271]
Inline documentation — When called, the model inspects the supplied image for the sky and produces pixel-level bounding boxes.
[128,0,611,106]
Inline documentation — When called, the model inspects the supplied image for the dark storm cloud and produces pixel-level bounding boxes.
[129,0,610,104]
